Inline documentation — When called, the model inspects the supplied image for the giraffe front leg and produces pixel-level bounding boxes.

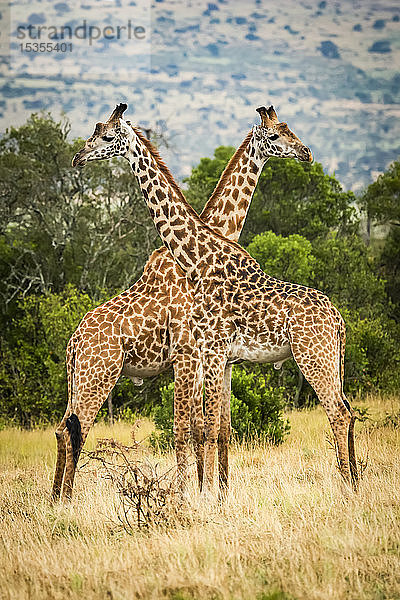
[173,353,197,497]
[190,361,205,491]
[218,364,232,498]
[203,352,226,494]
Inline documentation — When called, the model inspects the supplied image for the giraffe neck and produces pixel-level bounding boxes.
[200,131,265,242]
[126,128,227,277]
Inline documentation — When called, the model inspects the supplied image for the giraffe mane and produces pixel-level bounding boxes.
[200,130,253,221]
[132,127,195,213]
[132,125,252,253]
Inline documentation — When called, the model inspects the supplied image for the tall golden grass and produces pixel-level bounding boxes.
[0,396,399,600]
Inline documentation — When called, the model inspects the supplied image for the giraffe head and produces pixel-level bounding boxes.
[72,103,133,167]
[254,106,312,162]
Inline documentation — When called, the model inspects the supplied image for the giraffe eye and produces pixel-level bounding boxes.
[102,135,114,142]
[268,134,279,141]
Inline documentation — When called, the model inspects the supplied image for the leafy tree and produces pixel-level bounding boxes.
[149,381,175,450]
[361,159,400,225]
[247,231,315,285]
[0,286,165,426]
[184,146,235,213]
[311,233,386,317]
[230,366,290,443]
[379,227,400,315]
[360,159,400,315]
[0,113,159,314]
[344,310,400,394]
[242,158,357,244]
[0,286,97,425]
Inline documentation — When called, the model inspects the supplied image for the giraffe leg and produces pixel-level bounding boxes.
[62,388,119,501]
[301,373,355,488]
[173,353,201,496]
[52,336,76,501]
[324,394,354,487]
[203,352,226,493]
[290,344,358,490]
[190,362,205,491]
[51,413,69,501]
[62,416,82,501]
[62,354,123,501]
[348,408,358,489]
[218,364,232,498]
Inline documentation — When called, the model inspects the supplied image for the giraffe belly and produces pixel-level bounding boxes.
[122,359,171,380]
[229,338,292,365]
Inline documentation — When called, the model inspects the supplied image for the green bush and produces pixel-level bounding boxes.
[149,368,290,449]
[0,286,163,426]
[231,367,290,443]
[311,233,386,317]
[247,231,315,286]
[344,309,400,394]
[0,285,97,426]
[149,382,175,451]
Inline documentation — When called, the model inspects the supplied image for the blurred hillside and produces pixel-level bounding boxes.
[0,0,399,189]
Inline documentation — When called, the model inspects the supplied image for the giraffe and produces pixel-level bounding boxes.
[71,103,358,495]
[52,104,311,500]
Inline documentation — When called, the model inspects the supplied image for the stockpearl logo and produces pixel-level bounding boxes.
[16,20,146,46]
[8,0,151,76]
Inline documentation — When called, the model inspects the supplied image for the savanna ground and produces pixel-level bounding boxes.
[0,396,399,600]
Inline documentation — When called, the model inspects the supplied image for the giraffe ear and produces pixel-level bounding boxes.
[93,122,105,136]
[119,119,132,135]
[256,106,271,127]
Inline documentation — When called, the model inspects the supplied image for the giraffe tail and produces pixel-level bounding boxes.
[65,337,82,466]
[66,414,82,466]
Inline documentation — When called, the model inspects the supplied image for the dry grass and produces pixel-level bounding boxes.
[0,397,399,600]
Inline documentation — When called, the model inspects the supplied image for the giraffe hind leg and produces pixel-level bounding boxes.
[51,411,71,501]
[61,353,123,501]
[62,391,114,501]
[348,411,358,490]
[51,429,67,501]
[341,391,358,487]
[290,342,357,490]
[314,386,355,489]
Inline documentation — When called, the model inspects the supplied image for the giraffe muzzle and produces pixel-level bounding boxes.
[300,146,313,162]
[71,149,88,168]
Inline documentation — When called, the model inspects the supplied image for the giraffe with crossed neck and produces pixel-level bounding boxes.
[71,103,358,494]
[53,103,311,500]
